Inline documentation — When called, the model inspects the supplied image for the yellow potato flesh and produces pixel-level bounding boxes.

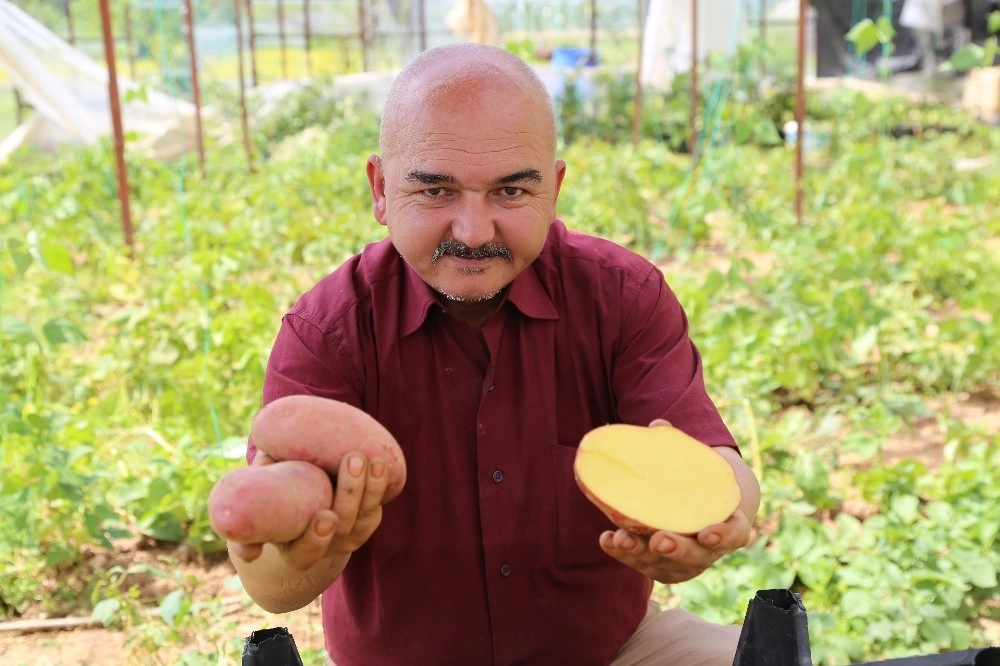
[574,424,742,535]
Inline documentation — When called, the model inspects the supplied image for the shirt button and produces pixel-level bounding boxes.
[492,470,504,483]
[500,564,512,577]
[487,383,495,392]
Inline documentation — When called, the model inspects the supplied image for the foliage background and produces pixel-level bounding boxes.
[1,7,1000,664]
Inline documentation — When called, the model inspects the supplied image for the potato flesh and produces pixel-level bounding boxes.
[574,424,741,535]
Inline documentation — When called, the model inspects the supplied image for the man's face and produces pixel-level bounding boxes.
[368,81,565,310]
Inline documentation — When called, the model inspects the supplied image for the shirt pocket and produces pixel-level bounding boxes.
[551,443,617,568]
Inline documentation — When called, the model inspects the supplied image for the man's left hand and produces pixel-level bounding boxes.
[598,510,753,584]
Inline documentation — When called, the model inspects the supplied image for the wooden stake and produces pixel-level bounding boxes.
[233,0,255,173]
[183,0,206,177]
[690,0,699,156]
[632,0,644,146]
[246,0,259,86]
[795,0,807,224]
[98,0,135,258]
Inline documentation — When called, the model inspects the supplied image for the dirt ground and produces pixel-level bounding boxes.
[1,392,997,665]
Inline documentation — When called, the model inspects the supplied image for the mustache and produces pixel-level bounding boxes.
[431,240,513,263]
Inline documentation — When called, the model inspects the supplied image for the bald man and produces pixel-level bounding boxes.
[229,43,759,666]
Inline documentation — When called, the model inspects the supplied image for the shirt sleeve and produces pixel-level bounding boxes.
[247,313,364,462]
[612,266,738,450]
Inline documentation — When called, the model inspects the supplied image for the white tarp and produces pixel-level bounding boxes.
[641,0,752,89]
[0,0,198,162]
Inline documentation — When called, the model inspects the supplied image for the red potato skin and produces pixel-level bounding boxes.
[250,394,407,503]
[209,460,333,544]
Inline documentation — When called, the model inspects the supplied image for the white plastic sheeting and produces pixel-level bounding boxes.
[0,0,198,162]
[641,0,751,89]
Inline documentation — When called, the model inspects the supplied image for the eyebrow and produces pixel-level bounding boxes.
[404,169,544,186]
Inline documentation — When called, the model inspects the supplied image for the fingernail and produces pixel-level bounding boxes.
[703,533,721,547]
[371,459,386,478]
[315,517,335,537]
[349,454,364,477]
[657,538,675,553]
[621,535,636,550]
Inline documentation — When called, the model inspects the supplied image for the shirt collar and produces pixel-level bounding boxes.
[398,253,559,338]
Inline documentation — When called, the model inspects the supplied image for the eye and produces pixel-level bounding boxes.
[498,186,525,198]
[424,187,448,197]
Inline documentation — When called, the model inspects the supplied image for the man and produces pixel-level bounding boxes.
[229,43,760,666]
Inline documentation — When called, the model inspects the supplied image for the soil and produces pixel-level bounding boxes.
[1,391,997,665]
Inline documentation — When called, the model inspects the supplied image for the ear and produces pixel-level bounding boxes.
[366,154,388,225]
[552,159,567,208]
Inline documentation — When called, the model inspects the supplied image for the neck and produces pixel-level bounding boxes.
[437,290,506,330]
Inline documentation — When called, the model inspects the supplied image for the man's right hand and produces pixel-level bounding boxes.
[229,449,390,571]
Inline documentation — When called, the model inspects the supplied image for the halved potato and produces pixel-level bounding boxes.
[574,423,741,535]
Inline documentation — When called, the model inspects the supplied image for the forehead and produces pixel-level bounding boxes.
[383,58,555,164]
[387,87,552,177]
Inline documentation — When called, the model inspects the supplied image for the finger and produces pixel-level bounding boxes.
[648,531,711,566]
[331,452,368,535]
[229,541,264,563]
[356,458,389,524]
[280,510,338,570]
[697,513,750,551]
[250,451,276,467]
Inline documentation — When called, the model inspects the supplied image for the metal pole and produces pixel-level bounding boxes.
[98,0,135,257]
[63,0,76,45]
[759,0,767,80]
[233,0,255,172]
[359,0,370,71]
[183,0,206,177]
[632,0,644,146]
[418,0,427,52]
[590,0,598,58]
[304,0,313,77]
[246,0,259,86]
[794,0,806,224]
[690,0,698,155]
[277,0,288,79]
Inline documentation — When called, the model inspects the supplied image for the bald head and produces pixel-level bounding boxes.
[379,44,557,159]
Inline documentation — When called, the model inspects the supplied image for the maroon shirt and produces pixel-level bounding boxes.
[254,220,736,665]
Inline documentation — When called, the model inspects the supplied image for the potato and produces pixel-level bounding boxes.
[208,460,333,544]
[573,423,741,536]
[251,394,406,503]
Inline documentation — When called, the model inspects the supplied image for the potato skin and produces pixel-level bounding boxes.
[208,460,333,544]
[250,394,406,503]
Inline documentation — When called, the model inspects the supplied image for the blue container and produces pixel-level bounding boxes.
[551,46,599,68]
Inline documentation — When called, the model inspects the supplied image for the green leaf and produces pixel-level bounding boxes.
[945,44,986,71]
[846,20,879,56]
[42,318,88,345]
[875,15,897,41]
[8,239,33,275]
[159,589,188,626]
[983,38,998,69]
[988,10,1000,34]
[40,240,74,274]
[2,317,38,345]
[91,598,121,626]
[950,549,998,588]
[890,494,920,523]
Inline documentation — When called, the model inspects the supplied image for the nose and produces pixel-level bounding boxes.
[450,194,496,249]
